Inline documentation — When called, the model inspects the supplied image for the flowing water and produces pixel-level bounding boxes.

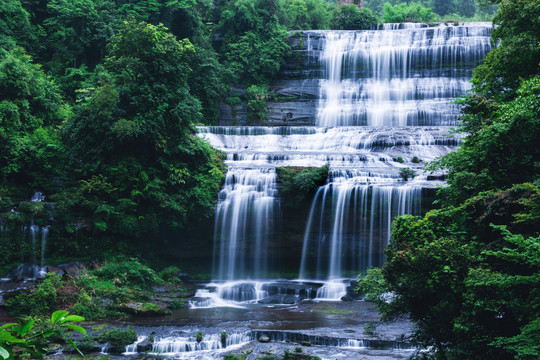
[196,22,492,303]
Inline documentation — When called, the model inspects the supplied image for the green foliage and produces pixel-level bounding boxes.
[6,273,63,317]
[471,0,540,100]
[195,331,204,342]
[246,85,269,123]
[276,165,329,209]
[281,0,333,30]
[382,2,438,23]
[159,266,182,283]
[332,5,378,30]
[94,257,161,290]
[0,48,68,186]
[0,310,85,360]
[398,168,417,181]
[57,19,225,242]
[96,326,137,349]
[433,76,540,205]
[370,182,540,360]
[218,0,290,86]
[411,156,421,163]
[0,0,35,51]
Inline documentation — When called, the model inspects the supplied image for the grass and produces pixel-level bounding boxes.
[311,304,354,315]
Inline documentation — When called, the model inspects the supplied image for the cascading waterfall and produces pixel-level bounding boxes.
[299,182,422,281]
[196,22,492,304]
[298,23,492,298]
[213,168,278,281]
[316,24,492,127]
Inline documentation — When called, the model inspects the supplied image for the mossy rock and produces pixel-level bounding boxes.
[116,301,172,316]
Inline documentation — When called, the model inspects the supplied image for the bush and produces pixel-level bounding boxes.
[411,156,421,163]
[246,85,269,124]
[75,335,98,353]
[97,326,138,349]
[6,273,62,317]
[196,331,204,342]
[383,2,438,23]
[94,257,161,290]
[70,290,107,320]
[276,165,329,209]
[399,168,417,181]
[159,266,182,283]
[332,5,378,30]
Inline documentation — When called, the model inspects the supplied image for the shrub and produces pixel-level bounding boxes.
[159,266,182,283]
[94,257,161,290]
[332,5,378,30]
[246,85,269,124]
[411,156,421,163]
[6,273,62,317]
[399,168,417,181]
[276,165,329,209]
[383,2,438,23]
[395,156,404,163]
[97,326,138,349]
[71,290,107,320]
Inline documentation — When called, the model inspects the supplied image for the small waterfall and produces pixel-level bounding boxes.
[151,332,251,354]
[41,226,49,267]
[213,168,279,281]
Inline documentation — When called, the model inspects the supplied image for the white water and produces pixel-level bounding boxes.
[213,169,278,281]
[195,22,492,303]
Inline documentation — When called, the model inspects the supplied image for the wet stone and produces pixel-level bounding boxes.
[137,339,153,352]
[259,336,271,343]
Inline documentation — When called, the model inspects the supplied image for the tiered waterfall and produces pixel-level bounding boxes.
[198,23,492,299]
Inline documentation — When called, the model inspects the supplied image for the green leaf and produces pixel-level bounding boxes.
[19,319,33,337]
[66,336,83,356]
[0,324,17,331]
[59,315,85,324]
[0,345,9,360]
[62,324,86,335]
[0,332,24,343]
[42,330,55,338]
[51,310,69,324]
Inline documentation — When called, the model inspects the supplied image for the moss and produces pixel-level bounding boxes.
[276,165,329,210]
[97,326,137,349]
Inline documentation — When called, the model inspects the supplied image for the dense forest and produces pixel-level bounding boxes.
[0,0,539,359]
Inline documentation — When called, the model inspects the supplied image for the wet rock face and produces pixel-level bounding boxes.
[219,31,323,126]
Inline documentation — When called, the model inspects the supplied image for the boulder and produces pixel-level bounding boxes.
[259,336,271,343]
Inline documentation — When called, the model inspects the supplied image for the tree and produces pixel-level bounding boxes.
[382,2,438,23]
[0,48,68,192]
[0,0,35,51]
[359,187,540,359]
[218,0,290,85]
[61,20,225,239]
[332,4,378,30]
[471,0,540,100]
[358,2,540,359]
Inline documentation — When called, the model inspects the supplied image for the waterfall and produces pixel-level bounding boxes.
[212,168,278,281]
[316,24,492,127]
[196,22,492,303]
